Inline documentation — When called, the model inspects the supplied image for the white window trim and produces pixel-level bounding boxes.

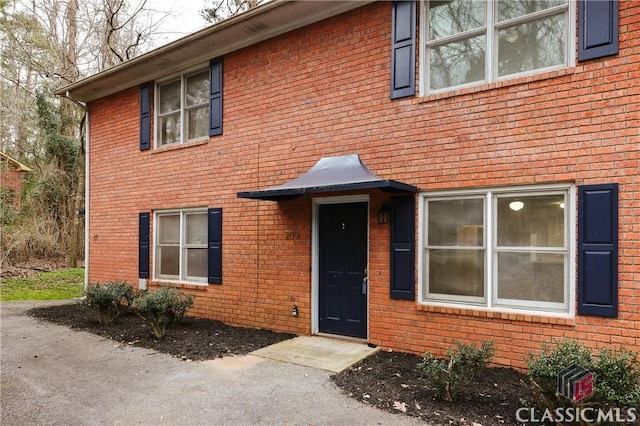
[419,0,576,96]
[418,184,576,318]
[154,65,209,148]
[153,207,208,285]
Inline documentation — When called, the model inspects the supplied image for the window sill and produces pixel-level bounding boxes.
[151,280,209,292]
[416,304,575,326]
[151,138,208,154]
[417,67,576,104]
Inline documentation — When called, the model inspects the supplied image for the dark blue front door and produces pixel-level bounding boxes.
[318,202,368,338]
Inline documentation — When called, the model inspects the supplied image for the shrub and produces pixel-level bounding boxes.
[133,287,194,338]
[527,338,640,414]
[80,281,135,324]
[418,341,495,402]
[594,348,640,406]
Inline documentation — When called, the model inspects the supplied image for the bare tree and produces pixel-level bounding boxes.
[200,0,263,24]
[0,0,173,268]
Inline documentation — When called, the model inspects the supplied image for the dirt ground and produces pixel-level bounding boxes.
[28,302,543,425]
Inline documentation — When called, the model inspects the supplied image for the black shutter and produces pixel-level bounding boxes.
[208,207,222,284]
[578,0,619,61]
[139,212,150,279]
[390,1,416,100]
[390,196,415,300]
[578,184,618,317]
[209,58,223,136]
[140,83,151,150]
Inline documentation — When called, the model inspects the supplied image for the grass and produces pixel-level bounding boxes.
[0,268,85,301]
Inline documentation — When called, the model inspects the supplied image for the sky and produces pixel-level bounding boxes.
[151,1,209,46]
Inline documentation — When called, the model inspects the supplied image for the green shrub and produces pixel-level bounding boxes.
[527,338,640,413]
[80,281,135,324]
[133,287,194,338]
[593,348,640,406]
[418,341,495,402]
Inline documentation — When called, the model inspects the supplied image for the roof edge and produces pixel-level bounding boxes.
[56,1,375,102]
[0,152,32,172]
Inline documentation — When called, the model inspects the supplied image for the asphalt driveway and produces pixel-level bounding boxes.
[1,300,423,426]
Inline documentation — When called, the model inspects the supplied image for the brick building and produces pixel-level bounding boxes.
[0,152,31,210]
[58,0,638,368]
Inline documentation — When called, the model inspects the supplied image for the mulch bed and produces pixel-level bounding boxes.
[30,302,543,425]
[331,350,536,425]
[28,302,295,360]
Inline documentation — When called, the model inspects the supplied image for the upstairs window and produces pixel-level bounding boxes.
[157,70,209,147]
[422,0,573,94]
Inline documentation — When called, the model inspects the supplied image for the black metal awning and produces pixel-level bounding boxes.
[237,154,417,201]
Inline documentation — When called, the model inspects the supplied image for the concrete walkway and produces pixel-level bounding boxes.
[1,300,423,426]
[251,335,379,373]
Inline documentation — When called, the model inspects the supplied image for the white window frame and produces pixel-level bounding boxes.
[155,66,209,148]
[153,208,208,285]
[418,184,576,317]
[420,0,576,95]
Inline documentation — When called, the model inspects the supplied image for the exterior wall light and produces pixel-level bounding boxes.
[378,204,390,224]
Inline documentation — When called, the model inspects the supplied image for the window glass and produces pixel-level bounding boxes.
[159,80,180,114]
[428,198,484,246]
[185,248,207,277]
[187,107,208,140]
[497,0,567,22]
[430,35,486,90]
[159,246,179,276]
[429,248,485,297]
[429,0,485,39]
[497,251,565,302]
[186,71,209,107]
[497,14,566,76]
[496,194,564,247]
[185,213,207,245]
[159,113,181,146]
[158,215,179,244]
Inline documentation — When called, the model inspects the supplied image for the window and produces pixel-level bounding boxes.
[157,70,209,147]
[422,0,573,94]
[155,209,208,283]
[421,185,573,314]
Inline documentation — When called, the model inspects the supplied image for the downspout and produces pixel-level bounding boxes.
[62,91,90,291]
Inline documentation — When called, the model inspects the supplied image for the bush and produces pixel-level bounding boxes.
[418,341,495,402]
[133,287,194,338]
[527,338,640,414]
[80,281,135,324]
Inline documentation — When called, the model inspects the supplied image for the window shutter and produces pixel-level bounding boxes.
[578,0,619,61]
[390,1,416,100]
[209,58,223,136]
[139,83,151,150]
[578,184,618,317]
[139,212,150,278]
[208,207,222,284]
[390,196,415,300]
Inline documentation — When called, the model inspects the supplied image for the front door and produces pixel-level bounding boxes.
[318,202,368,338]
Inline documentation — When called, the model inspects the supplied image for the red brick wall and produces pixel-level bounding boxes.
[87,1,639,368]
[0,161,25,209]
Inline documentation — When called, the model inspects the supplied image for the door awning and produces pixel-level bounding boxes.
[237,154,417,201]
